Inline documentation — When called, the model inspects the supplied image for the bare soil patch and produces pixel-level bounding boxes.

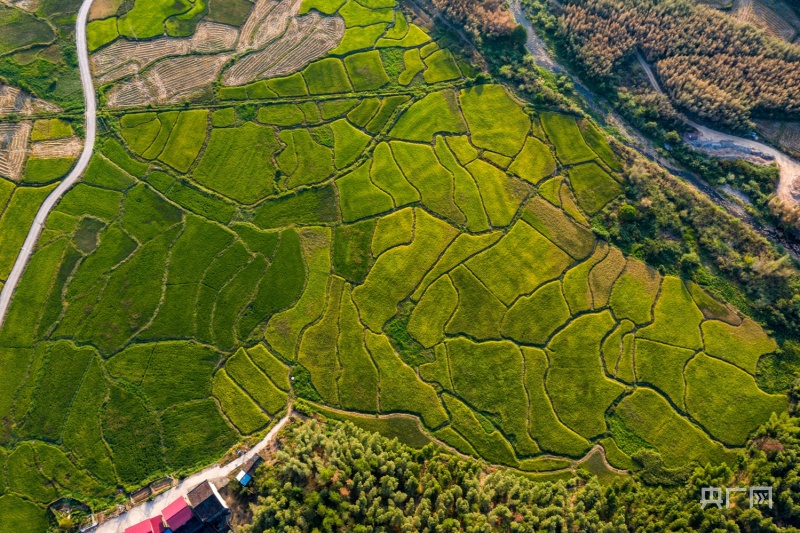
[0,84,59,116]
[0,0,40,12]
[30,136,83,158]
[88,0,124,20]
[237,0,300,52]
[0,121,31,180]
[223,12,344,85]
[106,53,234,107]
[731,0,798,41]
[91,21,239,84]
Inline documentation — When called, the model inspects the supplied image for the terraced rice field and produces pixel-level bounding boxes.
[91,0,347,107]
[90,21,239,82]
[0,0,788,526]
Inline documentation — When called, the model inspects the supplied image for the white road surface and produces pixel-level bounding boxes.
[96,412,291,532]
[688,121,800,204]
[635,52,800,205]
[0,0,97,327]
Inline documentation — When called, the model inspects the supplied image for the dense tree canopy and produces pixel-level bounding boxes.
[242,394,800,532]
[559,0,800,129]
[432,0,517,40]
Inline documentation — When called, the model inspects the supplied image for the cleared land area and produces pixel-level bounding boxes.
[0,84,60,116]
[729,0,799,41]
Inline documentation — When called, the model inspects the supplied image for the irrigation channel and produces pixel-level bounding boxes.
[0,0,97,327]
[509,0,800,257]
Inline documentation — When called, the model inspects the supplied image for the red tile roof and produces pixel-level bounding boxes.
[124,516,165,533]
[162,496,194,530]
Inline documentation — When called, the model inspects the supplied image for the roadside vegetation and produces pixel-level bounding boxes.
[0,0,795,529]
[0,0,84,110]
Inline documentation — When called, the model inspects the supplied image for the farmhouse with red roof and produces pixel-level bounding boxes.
[124,516,165,533]
[162,496,194,531]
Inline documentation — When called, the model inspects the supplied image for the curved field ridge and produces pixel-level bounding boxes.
[91,21,239,84]
[222,5,345,86]
[0,0,96,327]
[96,0,346,107]
[0,0,788,523]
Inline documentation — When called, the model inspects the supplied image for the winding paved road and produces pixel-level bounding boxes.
[0,0,96,328]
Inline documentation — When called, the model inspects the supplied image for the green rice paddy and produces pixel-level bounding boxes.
[0,5,54,55]
[0,1,788,524]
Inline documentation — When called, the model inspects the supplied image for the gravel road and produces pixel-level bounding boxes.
[635,51,800,205]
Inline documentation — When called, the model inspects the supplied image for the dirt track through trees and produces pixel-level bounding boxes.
[635,52,800,205]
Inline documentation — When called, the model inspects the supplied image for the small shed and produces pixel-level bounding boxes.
[236,453,263,486]
[242,454,264,474]
[161,496,193,531]
[235,470,251,486]
[124,516,165,533]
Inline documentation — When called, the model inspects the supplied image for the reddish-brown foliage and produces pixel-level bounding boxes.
[433,0,516,39]
[560,0,800,129]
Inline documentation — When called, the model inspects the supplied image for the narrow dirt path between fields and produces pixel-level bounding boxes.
[0,0,97,327]
[95,410,291,532]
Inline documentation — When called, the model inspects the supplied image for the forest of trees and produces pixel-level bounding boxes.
[559,0,800,129]
[431,0,517,40]
[240,391,800,532]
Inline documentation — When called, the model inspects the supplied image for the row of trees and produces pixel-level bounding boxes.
[559,0,800,129]
[240,393,800,532]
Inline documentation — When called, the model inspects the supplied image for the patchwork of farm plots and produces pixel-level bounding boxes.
[0,0,788,524]
[0,87,84,296]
